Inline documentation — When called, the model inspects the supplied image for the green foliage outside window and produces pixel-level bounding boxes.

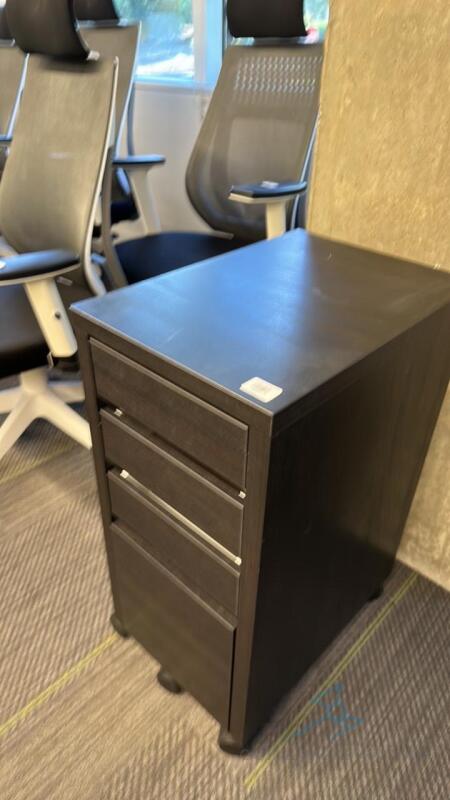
[114,1,329,81]
[116,0,192,25]
[305,0,329,36]
[116,2,329,33]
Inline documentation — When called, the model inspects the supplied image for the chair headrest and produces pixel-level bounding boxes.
[6,0,90,59]
[74,0,119,22]
[0,5,12,41]
[227,0,307,40]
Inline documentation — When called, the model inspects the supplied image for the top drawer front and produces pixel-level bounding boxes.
[91,340,248,488]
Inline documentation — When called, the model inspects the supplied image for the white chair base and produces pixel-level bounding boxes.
[0,367,91,460]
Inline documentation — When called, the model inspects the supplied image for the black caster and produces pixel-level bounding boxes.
[157,668,184,694]
[218,728,248,756]
[110,613,130,638]
[369,585,384,602]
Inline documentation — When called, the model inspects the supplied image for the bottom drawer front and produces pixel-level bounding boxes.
[110,524,235,726]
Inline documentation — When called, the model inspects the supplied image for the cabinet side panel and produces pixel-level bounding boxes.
[243,306,450,743]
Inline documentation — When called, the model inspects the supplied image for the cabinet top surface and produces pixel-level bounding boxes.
[72,230,450,418]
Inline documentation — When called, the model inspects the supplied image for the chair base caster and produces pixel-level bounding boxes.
[110,613,130,638]
[157,668,184,694]
[218,728,248,756]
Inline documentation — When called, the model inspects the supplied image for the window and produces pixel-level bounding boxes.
[115,1,329,87]
[115,0,223,86]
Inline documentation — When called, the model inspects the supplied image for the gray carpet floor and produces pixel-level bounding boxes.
[0,420,449,799]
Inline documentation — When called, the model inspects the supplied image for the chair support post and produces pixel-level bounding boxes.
[25,279,77,359]
[265,202,287,239]
[127,169,161,236]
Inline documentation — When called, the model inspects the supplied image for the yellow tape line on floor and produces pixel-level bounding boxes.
[0,633,118,739]
[244,572,419,791]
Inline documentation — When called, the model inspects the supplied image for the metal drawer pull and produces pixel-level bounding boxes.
[118,470,242,568]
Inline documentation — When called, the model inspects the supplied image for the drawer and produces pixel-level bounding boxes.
[102,411,243,556]
[110,523,235,726]
[108,470,240,615]
[91,340,248,488]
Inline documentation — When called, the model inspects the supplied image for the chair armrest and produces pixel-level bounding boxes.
[0,250,79,284]
[230,181,308,240]
[229,180,307,204]
[113,155,166,170]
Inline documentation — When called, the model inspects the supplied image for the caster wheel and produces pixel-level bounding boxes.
[157,668,184,694]
[110,613,130,638]
[218,728,248,756]
[369,585,384,602]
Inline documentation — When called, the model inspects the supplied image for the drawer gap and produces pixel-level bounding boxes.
[102,409,244,556]
[114,468,242,569]
[113,518,238,626]
[105,405,247,499]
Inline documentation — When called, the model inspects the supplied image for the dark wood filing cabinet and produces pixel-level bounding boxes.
[71,230,450,753]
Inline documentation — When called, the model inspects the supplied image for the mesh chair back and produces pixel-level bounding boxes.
[81,23,139,149]
[0,54,117,263]
[186,43,323,241]
[0,21,27,138]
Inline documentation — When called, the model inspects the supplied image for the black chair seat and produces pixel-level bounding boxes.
[116,231,249,285]
[0,286,48,380]
[111,197,138,226]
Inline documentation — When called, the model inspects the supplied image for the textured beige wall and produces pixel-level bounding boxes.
[308,0,450,589]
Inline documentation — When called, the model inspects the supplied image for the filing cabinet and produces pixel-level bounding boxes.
[71,230,450,753]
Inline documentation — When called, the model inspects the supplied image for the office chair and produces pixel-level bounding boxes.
[75,0,161,240]
[0,0,118,460]
[0,3,27,175]
[100,0,323,288]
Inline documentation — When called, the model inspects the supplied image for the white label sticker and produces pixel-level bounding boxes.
[240,377,283,403]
